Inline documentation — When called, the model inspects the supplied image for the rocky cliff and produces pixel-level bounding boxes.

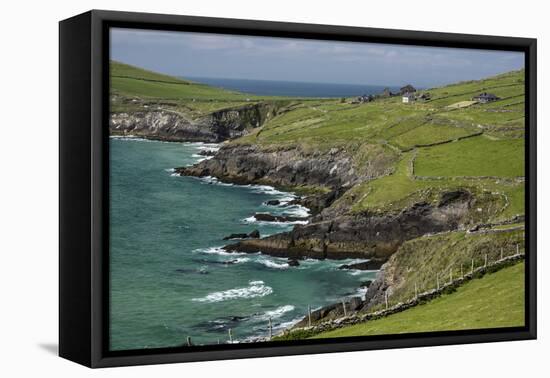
[110,102,281,142]
[176,142,396,214]
[222,190,475,260]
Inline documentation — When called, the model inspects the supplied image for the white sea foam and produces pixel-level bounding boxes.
[254,305,295,321]
[277,196,296,205]
[197,145,220,152]
[109,135,150,142]
[275,316,304,331]
[193,246,246,256]
[248,185,286,196]
[282,205,310,218]
[197,176,235,187]
[242,215,308,226]
[355,286,368,299]
[256,257,289,270]
[347,270,365,276]
[192,280,273,303]
[186,142,220,148]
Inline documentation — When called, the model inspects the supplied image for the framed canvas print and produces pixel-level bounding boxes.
[59,10,537,368]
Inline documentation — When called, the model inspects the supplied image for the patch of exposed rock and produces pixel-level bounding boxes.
[110,102,280,142]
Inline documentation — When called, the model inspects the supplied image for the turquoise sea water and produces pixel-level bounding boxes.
[109,138,376,350]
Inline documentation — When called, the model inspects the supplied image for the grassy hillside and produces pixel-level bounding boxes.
[367,229,525,310]
[110,61,290,119]
[110,61,525,223]
[235,69,524,147]
[311,262,524,338]
[111,61,251,100]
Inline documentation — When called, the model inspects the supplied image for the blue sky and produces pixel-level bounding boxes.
[111,28,524,88]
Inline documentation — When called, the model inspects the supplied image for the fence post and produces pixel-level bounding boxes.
[228,328,233,343]
[217,339,220,345]
[308,305,312,327]
[342,300,347,317]
[436,274,440,290]
[471,258,474,274]
[516,244,520,256]
[461,264,464,279]
[385,291,389,310]
[187,336,192,347]
[414,282,418,299]
[500,247,504,260]
[268,317,273,340]
[484,253,488,267]
[449,268,452,283]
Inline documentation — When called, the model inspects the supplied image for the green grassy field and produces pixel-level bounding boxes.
[414,135,525,178]
[311,262,525,339]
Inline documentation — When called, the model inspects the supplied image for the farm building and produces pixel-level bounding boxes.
[473,92,500,103]
[417,92,431,101]
[402,93,415,103]
[351,94,374,104]
[400,84,417,95]
[381,87,393,97]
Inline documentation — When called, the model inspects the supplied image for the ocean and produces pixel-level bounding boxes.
[109,138,376,350]
[188,77,398,98]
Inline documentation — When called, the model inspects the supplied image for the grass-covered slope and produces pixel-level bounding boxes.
[415,136,524,178]
[235,69,524,147]
[111,61,251,101]
[110,61,290,120]
[311,262,524,338]
[366,228,525,309]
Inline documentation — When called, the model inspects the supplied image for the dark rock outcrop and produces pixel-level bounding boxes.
[224,194,473,260]
[359,280,373,288]
[252,213,308,223]
[288,258,300,267]
[222,230,261,240]
[198,149,216,156]
[248,229,260,239]
[222,233,249,240]
[339,259,385,271]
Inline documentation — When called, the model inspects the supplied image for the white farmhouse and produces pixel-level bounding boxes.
[402,93,415,104]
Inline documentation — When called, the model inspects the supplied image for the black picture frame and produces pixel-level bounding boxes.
[59,9,537,368]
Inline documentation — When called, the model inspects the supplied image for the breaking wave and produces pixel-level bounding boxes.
[242,215,308,226]
[191,280,273,303]
[256,256,289,270]
[193,246,247,256]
